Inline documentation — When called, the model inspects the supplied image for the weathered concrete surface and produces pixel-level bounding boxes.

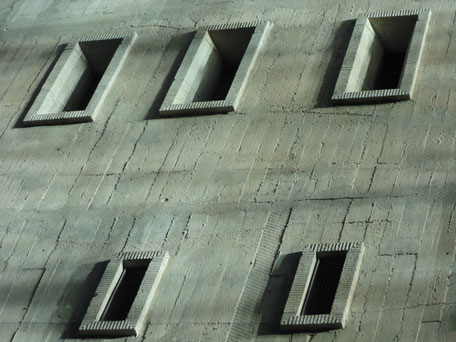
[0,0,455,341]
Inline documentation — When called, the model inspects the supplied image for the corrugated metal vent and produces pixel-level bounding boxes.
[302,252,346,315]
[101,262,149,321]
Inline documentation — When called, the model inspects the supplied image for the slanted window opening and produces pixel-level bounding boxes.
[23,32,137,126]
[79,251,169,337]
[332,9,431,104]
[302,252,346,315]
[62,39,122,112]
[159,21,273,116]
[188,27,255,103]
[101,261,149,321]
[281,242,364,331]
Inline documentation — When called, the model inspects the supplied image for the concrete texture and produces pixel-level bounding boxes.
[0,0,455,341]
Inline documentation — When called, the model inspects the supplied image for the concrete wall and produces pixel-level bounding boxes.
[0,0,455,341]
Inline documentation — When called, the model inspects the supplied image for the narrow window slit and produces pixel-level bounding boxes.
[101,261,149,321]
[302,251,347,315]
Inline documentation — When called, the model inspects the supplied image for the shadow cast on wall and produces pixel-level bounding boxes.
[315,19,355,108]
[257,252,302,336]
[146,31,196,120]
[15,44,66,128]
[60,260,108,339]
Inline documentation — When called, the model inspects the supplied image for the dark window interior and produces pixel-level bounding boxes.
[194,27,254,102]
[367,15,417,91]
[302,252,347,315]
[101,262,149,321]
[373,51,406,90]
[210,65,239,101]
[64,39,121,111]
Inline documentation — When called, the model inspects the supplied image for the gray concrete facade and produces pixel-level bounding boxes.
[0,0,455,341]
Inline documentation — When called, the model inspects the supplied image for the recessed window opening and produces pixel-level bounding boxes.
[350,15,417,92]
[197,27,254,101]
[176,27,254,104]
[332,9,431,104]
[101,260,149,321]
[79,251,169,337]
[302,251,347,315]
[23,32,136,125]
[160,22,272,116]
[62,39,121,111]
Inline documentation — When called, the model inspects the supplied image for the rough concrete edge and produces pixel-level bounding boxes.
[78,31,138,121]
[160,100,233,116]
[332,88,410,104]
[200,20,265,31]
[281,314,343,330]
[398,9,432,97]
[281,250,316,321]
[225,21,273,110]
[71,31,137,43]
[79,259,124,331]
[362,8,430,18]
[126,251,170,336]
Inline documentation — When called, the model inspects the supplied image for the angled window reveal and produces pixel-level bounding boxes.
[302,252,346,316]
[79,251,169,337]
[281,242,364,330]
[159,21,273,116]
[332,9,431,104]
[23,32,137,125]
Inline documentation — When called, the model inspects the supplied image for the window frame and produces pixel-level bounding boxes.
[281,242,364,330]
[23,32,137,126]
[79,251,169,337]
[332,9,431,104]
[159,21,273,116]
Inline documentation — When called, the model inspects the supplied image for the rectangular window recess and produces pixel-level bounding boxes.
[101,261,149,321]
[281,242,364,331]
[332,9,431,104]
[23,32,137,126]
[302,252,347,315]
[159,21,273,116]
[79,251,169,337]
